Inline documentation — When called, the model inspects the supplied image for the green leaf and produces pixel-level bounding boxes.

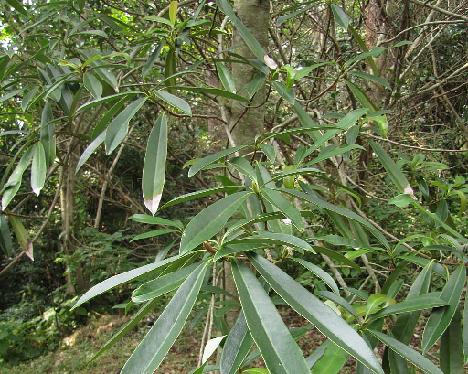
[464,290,468,358]
[9,216,33,260]
[308,144,364,165]
[132,262,200,303]
[250,254,383,374]
[159,186,243,210]
[90,298,159,362]
[294,62,334,81]
[76,131,105,173]
[122,261,208,373]
[235,231,314,253]
[319,291,357,316]
[169,1,178,24]
[231,261,309,374]
[374,293,448,319]
[216,62,236,93]
[293,258,339,294]
[388,194,414,208]
[131,229,176,241]
[90,98,125,139]
[280,187,389,248]
[440,307,464,374]
[105,97,147,155]
[130,214,183,230]
[331,5,350,29]
[216,0,265,62]
[261,188,304,230]
[5,0,27,15]
[219,312,253,374]
[2,148,33,210]
[155,90,192,116]
[312,341,348,374]
[422,265,466,353]
[369,141,414,196]
[77,91,142,112]
[83,71,102,99]
[142,114,167,214]
[188,145,247,177]
[179,191,252,253]
[174,86,249,102]
[0,215,13,256]
[312,246,361,270]
[72,252,199,309]
[31,142,47,196]
[40,103,56,166]
[367,330,443,374]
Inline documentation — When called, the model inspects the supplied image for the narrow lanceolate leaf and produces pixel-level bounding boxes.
[367,330,443,374]
[422,264,466,353]
[216,62,236,93]
[2,148,33,210]
[77,91,142,112]
[331,4,350,29]
[188,145,247,177]
[132,262,200,303]
[369,141,414,196]
[232,231,314,253]
[179,191,251,254]
[72,252,198,309]
[231,261,310,374]
[440,307,464,374]
[0,215,13,256]
[90,298,159,362]
[105,97,147,155]
[142,113,167,214]
[9,216,33,260]
[250,255,383,374]
[40,103,56,166]
[155,90,192,116]
[280,187,389,248]
[293,258,339,294]
[261,188,304,231]
[216,0,265,62]
[159,186,243,210]
[131,229,176,241]
[464,291,468,357]
[220,311,253,374]
[373,293,448,319]
[31,143,47,196]
[122,262,208,374]
[131,214,183,230]
[76,131,105,173]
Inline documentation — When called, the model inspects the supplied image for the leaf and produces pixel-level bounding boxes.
[367,330,443,374]
[294,62,334,81]
[165,48,177,90]
[202,336,225,364]
[188,145,247,177]
[76,131,106,173]
[130,214,183,230]
[155,90,191,116]
[293,258,339,294]
[169,1,178,24]
[308,144,364,165]
[280,187,389,248]
[388,194,414,208]
[90,298,159,362]
[122,262,208,373]
[312,246,361,270]
[132,262,200,303]
[319,291,357,316]
[105,97,147,155]
[160,186,243,210]
[231,261,310,374]
[250,254,383,374]
[374,293,448,319]
[77,91,142,112]
[174,86,249,102]
[331,5,350,29]
[90,98,125,139]
[220,312,253,374]
[216,0,265,62]
[2,148,33,210]
[142,114,168,214]
[261,188,304,230]
[216,62,236,93]
[312,341,348,374]
[440,307,464,374]
[83,71,102,99]
[421,264,466,353]
[72,252,199,309]
[40,102,56,166]
[5,0,27,15]
[0,215,13,256]
[464,291,468,358]
[369,141,414,196]
[131,229,176,241]
[179,191,252,253]
[235,231,314,253]
[9,216,33,261]
[31,142,47,196]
